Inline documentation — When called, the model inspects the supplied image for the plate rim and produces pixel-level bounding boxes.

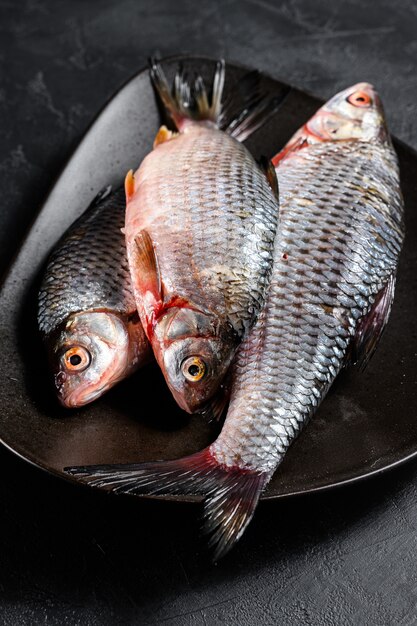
[1,54,415,502]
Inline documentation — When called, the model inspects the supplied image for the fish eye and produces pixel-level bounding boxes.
[346,91,372,108]
[63,346,91,372]
[181,356,207,382]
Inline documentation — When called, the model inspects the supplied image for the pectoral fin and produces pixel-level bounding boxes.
[199,376,231,423]
[153,125,177,148]
[130,230,163,332]
[125,170,135,203]
[134,230,161,296]
[349,274,396,371]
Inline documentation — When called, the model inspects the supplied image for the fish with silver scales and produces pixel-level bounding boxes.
[38,186,151,408]
[38,61,283,411]
[66,82,404,561]
[123,60,281,416]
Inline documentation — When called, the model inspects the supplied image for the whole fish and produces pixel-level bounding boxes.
[67,83,404,559]
[124,60,280,414]
[38,187,150,407]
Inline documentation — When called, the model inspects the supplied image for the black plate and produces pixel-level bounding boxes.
[1,56,416,502]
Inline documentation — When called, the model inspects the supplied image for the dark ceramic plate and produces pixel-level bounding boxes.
[1,56,416,502]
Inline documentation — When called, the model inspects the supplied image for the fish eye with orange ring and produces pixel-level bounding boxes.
[181,356,207,382]
[346,90,373,108]
[62,346,91,372]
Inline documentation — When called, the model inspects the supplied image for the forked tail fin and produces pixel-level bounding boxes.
[150,58,223,128]
[220,69,288,142]
[149,58,288,141]
[65,447,270,561]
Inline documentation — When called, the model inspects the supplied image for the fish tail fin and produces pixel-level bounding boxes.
[149,59,287,139]
[201,462,270,562]
[149,58,225,129]
[220,69,289,142]
[65,447,270,561]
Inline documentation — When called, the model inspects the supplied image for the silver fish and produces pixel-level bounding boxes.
[66,82,404,560]
[124,60,280,415]
[38,187,150,407]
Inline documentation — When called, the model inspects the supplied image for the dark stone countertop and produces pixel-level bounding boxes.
[1,1,417,624]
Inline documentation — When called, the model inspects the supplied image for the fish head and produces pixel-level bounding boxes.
[275,83,388,164]
[308,82,388,143]
[153,308,237,414]
[49,311,133,407]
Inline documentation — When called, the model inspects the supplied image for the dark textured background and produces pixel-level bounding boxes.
[1,1,417,624]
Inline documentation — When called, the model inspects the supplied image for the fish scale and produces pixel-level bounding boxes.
[133,126,277,336]
[211,140,403,472]
[38,188,136,336]
[38,186,152,407]
[66,83,405,560]
[122,60,283,414]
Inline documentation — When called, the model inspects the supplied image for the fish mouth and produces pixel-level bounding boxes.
[59,360,130,407]
[80,384,110,405]
[59,383,110,408]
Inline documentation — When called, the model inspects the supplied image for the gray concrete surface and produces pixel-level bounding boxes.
[1,1,417,624]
